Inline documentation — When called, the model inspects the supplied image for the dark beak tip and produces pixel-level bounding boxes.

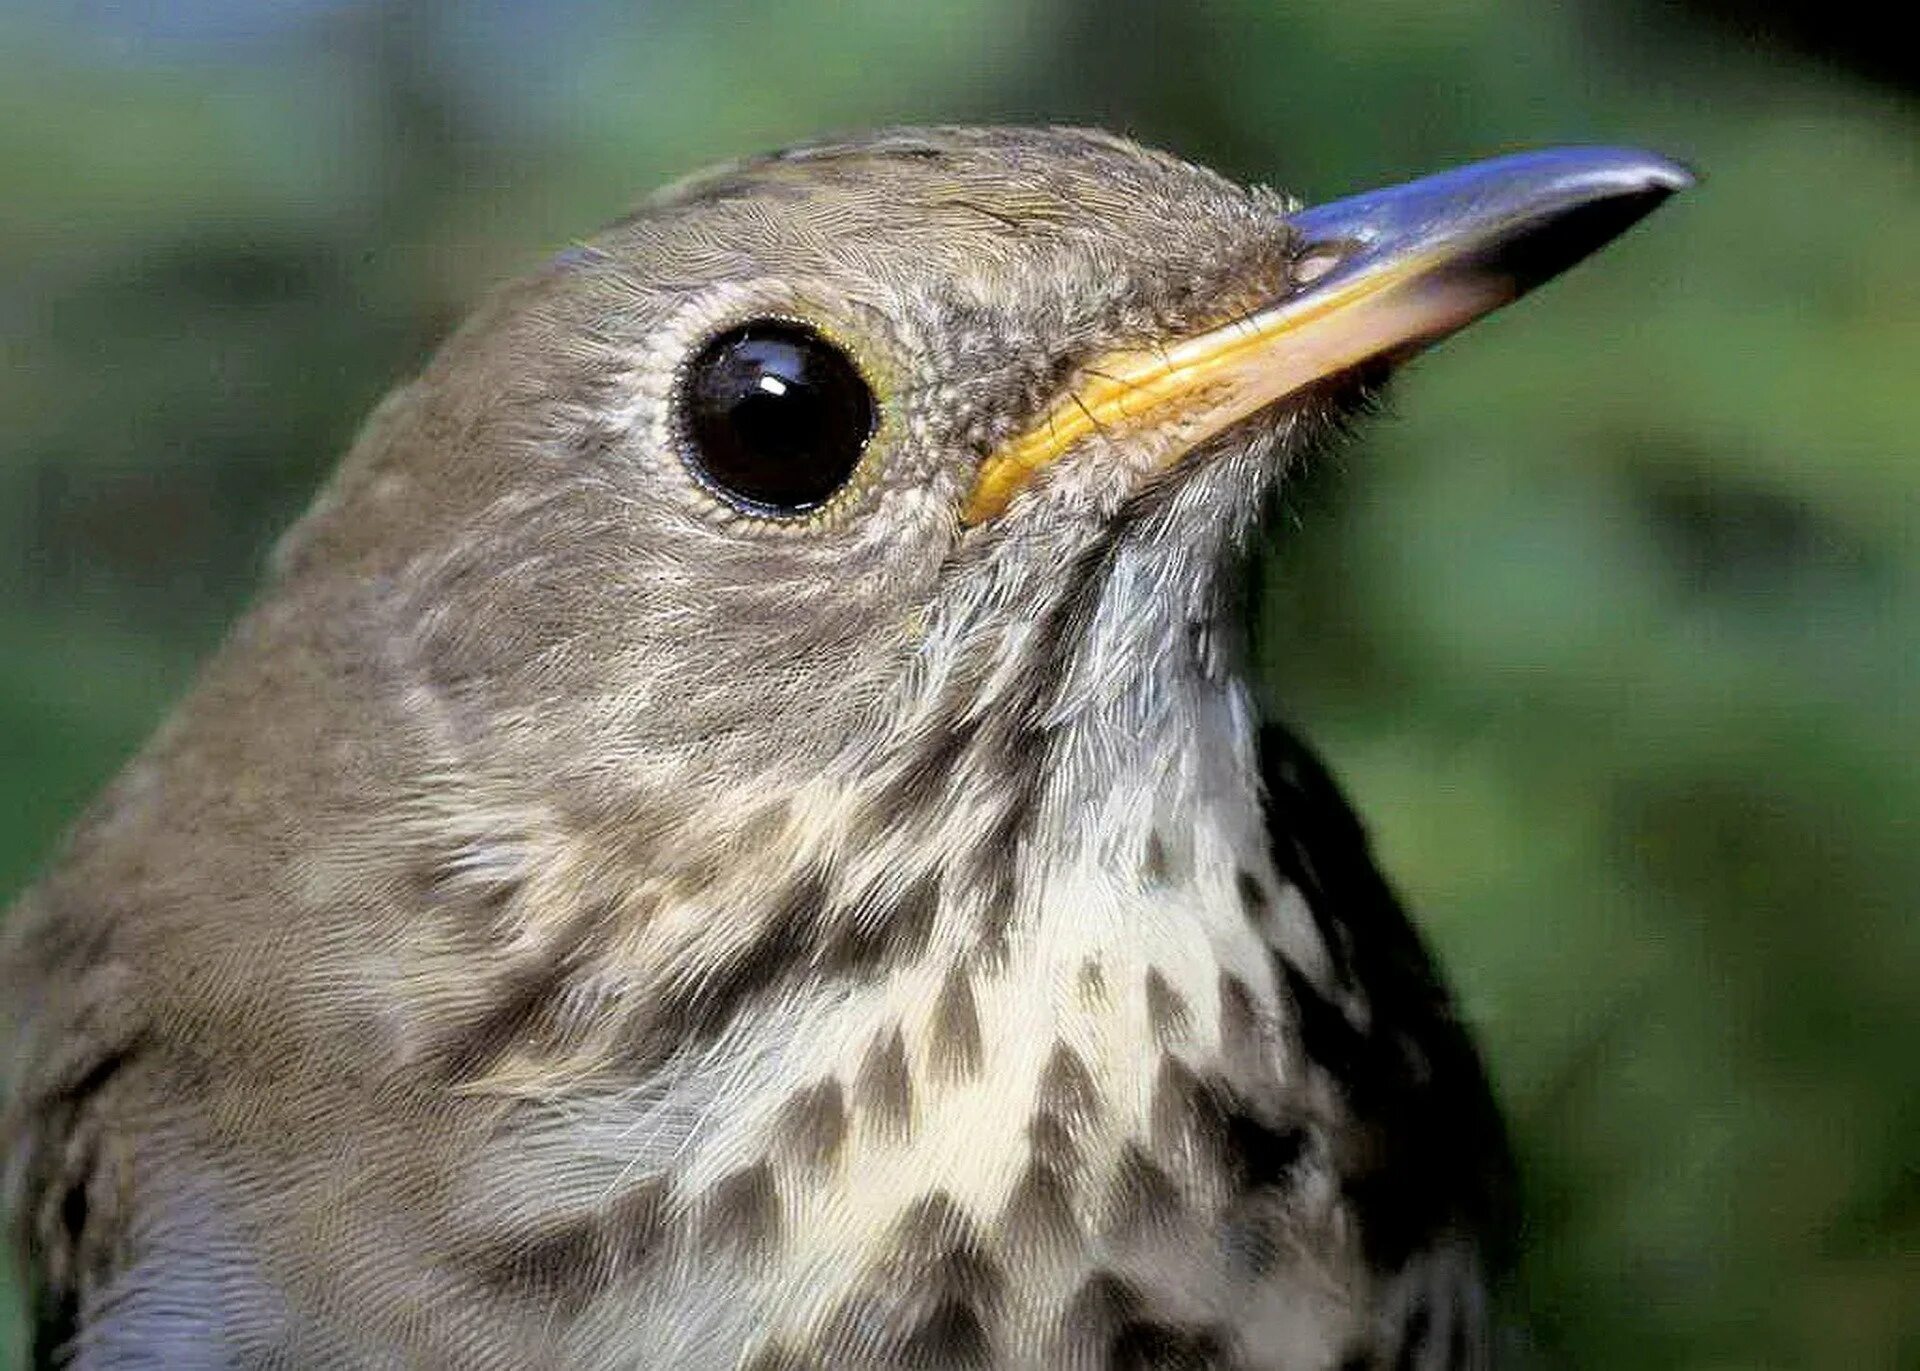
[1577,146,1697,195]
[1488,146,1698,288]
[1288,144,1696,294]
[1554,146,1698,213]
[1627,150,1699,195]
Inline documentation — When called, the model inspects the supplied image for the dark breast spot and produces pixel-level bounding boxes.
[1079,957,1109,1005]
[1144,968,1192,1045]
[1390,1298,1439,1371]
[1061,1270,1146,1361]
[893,1300,992,1368]
[998,1157,1081,1260]
[1109,1321,1232,1371]
[1104,1143,1185,1241]
[1037,1042,1101,1126]
[927,963,984,1083]
[774,1079,847,1174]
[884,1193,1002,1300]
[1147,1055,1213,1162]
[740,1345,822,1371]
[1149,1056,1308,1198]
[1215,972,1265,1083]
[1028,1107,1081,1176]
[812,1192,1004,1368]
[1233,869,1269,922]
[1143,830,1172,885]
[1263,827,1356,991]
[970,802,1027,949]
[855,1025,916,1142]
[890,868,944,961]
[1061,1272,1235,1371]
[699,1161,780,1261]
[1274,958,1369,1105]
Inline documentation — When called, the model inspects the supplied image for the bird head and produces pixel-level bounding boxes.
[251,127,1685,1080]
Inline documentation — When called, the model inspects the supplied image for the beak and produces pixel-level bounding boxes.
[962,146,1694,525]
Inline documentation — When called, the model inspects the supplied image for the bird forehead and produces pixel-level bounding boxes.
[650,125,1262,222]
[595,125,1293,298]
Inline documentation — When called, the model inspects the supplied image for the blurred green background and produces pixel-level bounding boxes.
[2,1,1914,1366]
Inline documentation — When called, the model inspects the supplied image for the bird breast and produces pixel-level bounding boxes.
[453,683,1367,1368]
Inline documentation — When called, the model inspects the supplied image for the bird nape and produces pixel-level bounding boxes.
[1,128,1687,1370]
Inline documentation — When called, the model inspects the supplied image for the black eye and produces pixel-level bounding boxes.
[681,322,877,513]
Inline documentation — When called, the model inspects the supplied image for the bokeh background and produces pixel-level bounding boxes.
[2,1,1914,1365]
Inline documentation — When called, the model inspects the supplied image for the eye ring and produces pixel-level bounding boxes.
[675,319,879,517]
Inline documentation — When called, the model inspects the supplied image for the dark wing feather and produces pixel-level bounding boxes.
[1256,722,1517,1360]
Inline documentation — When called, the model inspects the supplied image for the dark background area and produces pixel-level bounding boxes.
[2,2,1914,1365]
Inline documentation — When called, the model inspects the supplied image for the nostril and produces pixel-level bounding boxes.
[1294,248,1346,286]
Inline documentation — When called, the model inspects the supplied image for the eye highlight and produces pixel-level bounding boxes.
[679,321,877,515]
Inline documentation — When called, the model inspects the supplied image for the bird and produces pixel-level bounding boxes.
[1,127,1688,1370]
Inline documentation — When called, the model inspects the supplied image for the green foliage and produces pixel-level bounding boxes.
[2,2,1914,1365]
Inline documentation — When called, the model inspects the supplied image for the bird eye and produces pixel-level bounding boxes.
[680,322,877,514]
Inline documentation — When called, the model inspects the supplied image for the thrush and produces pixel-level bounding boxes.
[2,127,1688,1370]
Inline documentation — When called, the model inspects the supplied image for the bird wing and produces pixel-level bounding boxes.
[2,889,149,1370]
[1254,721,1517,1366]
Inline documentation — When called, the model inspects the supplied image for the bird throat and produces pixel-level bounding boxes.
[447,531,1369,1364]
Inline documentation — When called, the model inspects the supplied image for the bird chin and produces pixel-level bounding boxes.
[1125,362,1391,529]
